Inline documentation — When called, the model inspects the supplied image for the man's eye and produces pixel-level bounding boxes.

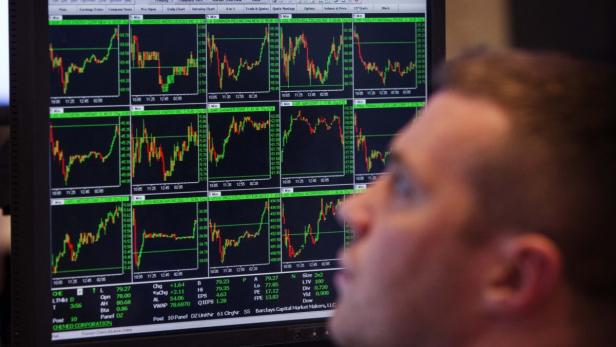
[391,171,418,201]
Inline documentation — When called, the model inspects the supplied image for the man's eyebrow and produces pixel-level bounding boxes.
[388,151,403,170]
[388,150,414,175]
[388,147,425,188]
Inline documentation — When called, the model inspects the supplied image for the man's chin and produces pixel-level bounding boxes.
[328,306,363,347]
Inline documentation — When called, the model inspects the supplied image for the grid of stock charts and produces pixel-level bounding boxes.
[47,1,428,341]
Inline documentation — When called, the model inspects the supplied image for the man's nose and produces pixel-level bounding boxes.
[338,186,379,241]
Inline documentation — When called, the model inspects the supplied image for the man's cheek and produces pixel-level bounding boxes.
[360,226,419,278]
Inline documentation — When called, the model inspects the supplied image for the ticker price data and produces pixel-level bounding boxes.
[281,194,348,271]
[206,17,280,101]
[129,17,206,104]
[49,18,130,106]
[353,101,424,182]
[353,16,427,98]
[280,16,353,100]
[130,108,207,193]
[131,197,208,281]
[208,198,281,276]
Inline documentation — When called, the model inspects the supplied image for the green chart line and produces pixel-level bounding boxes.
[132,208,198,269]
[50,27,119,95]
[51,206,121,274]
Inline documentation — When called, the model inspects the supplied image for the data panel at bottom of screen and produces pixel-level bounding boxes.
[51,271,337,341]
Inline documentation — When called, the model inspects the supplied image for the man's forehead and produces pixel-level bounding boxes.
[391,91,512,184]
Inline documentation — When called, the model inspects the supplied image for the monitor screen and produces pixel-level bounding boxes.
[46,0,432,342]
[0,0,8,107]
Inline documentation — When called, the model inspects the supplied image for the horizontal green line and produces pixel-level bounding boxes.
[54,190,357,207]
[208,106,275,113]
[281,18,352,23]
[214,222,267,227]
[208,18,278,24]
[52,123,116,128]
[209,193,281,202]
[53,47,118,51]
[133,197,207,206]
[50,111,130,119]
[211,189,355,202]
[130,19,206,25]
[58,196,129,205]
[53,266,123,274]
[362,134,395,138]
[132,66,198,70]
[210,174,271,180]
[353,17,426,23]
[283,171,344,176]
[359,41,416,44]
[354,102,425,109]
[49,20,127,26]
[136,248,196,255]
[281,189,354,199]
[208,37,266,40]
[132,109,206,117]
[282,84,344,88]
[286,100,346,107]
[133,135,192,139]
[287,230,344,236]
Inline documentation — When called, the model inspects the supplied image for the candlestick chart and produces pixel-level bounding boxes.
[132,203,200,273]
[280,24,344,91]
[130,24,200,95]
[208,199,271,268]
[354,107,416,175]
[282,196,345,262]
[51,203,124,278]
[49,25,120,98]
[207,24,271,94]
[131,115,200,185]
[50,118,121,189]
[207,111,271,181]
[353,22,419,90]
[281,106,344,177]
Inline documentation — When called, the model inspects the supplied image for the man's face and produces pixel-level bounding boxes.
[329,92,511,347]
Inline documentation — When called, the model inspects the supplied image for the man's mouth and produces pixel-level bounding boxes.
[334,255,355,296]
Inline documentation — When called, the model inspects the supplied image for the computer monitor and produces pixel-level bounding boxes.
[9,0,444,345]
[0,0,8,108]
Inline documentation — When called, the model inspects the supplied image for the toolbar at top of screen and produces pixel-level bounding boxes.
[47,0,427,15]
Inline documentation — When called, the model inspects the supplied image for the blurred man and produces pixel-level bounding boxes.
[329,51,616,347]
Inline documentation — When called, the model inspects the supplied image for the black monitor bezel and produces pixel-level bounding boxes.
[8,0,445,345]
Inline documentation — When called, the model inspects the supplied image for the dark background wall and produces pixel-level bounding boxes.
[512,0,616,63]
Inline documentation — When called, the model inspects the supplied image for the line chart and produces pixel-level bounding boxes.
[207,111,271,181]
[353,20,425,94]
[207,24,271,93]
[131,116,200,185]
[50,119,121,189]
[282,196,345,263]
[130,23,200,95]
[51,203,124,278]
[280,23,344,91]
[208,200,270,267]
[131,203,200,273]
[280,105,345,177]
[353,103,421,176]
[49,25,120,98]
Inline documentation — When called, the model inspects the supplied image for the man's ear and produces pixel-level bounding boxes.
[481,233,563,315]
